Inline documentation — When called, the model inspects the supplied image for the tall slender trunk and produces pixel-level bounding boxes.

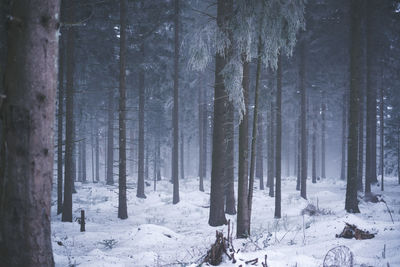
[256,114,264,190]
[379,83,384,191]
[296,116,301,190]
[0,1,59,265]
[225,100,236,214]
[249,41,262,227]
[62,1,76,221]
[81,118,87,183]
[357,84,364,190]
[198,83,204,188]
[202,89,208,179]
[137,42,146,199]
[208,0,231,227]
[95,125,100,181]
[299,41,307,200]
[106,87,114,185]
[340,90,347,180]
[180,131,184,179]
[91,124,95,182]
[312,108,317,184]
[172,0,180,204]
[397,128,400,185]
[237,60,250,238]
[345,0,362,213]
[274,53,282,219]
[118,0,128,219]
[320,92,326,179]
[57,37,65,215]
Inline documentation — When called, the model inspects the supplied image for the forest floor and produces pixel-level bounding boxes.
[51,175,400,267]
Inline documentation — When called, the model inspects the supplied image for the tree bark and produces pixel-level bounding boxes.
[256,114,264,190]
[357,82,364,190]
[208,0,231,227]
[180,131,184,179]
[379,82,384,191]
[340,90,347,181]
[199,84,205,191]
[312,107,317,184]
[62,0,76,221]
[237,60,250,238]
[299,40,307,200]
[57,36,65,215]
[345,0,362,213]
[274,53,282,219]
[118,0,128,219]
[172,0,180,204]
[0,0,59,265]
[137,43,146,199]
[320,92,326,179]
[225,100,236,214]
[106,87,114,185]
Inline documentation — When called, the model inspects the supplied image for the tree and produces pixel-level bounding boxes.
[0,0,59,265]
[118,0,128,219]
[208,0,231,227]
[57,34,65,215]
[345,0,362,214]
[299,40,307,200]
[62,0,77,222]
[274,53,282,218]
[172,0,180,204]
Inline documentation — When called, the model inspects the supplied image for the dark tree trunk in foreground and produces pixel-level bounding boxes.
[0,0,59,265]
[225,100,236,214]
[208,0,231,227]
[299,41,307,200]
[274,54,282,219]
[57,37,65,215]
[62,1,76,221]
[137,43,146,199]
[345,0,362,213]
[118,0,128,219]
[248,42,262,228]
[256,114,264,190]
[172,0,180,204]
[106,87,114,185]
[237,60,250,238]
[340,91,347,181]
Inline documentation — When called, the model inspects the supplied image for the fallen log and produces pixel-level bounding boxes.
[336,223,375,240]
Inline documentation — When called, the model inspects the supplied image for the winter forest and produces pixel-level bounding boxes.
[0,0,400,266]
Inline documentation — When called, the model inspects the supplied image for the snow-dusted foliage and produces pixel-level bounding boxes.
[187,0,305,118]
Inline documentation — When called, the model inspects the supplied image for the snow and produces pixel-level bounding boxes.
[52,176,400,266]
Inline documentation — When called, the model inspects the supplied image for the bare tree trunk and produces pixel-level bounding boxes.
[106,87,114,185]
[299,41,307,200]
[249,42,262,226]
[237,60,250,238]
[340,91,347,181]
[225,100,236,214]
[274,53,282,219]
[57,36,65,215]
[296,116,301,190]
[256,114,264,190]
[357,84,364,190]
[81,117,87,183]
[172,0,180,204]
[202,89,208,179]
[137,43,146,199]
[118,0,128,219]
[379,83,384,191]
[345,0,362,213]
[198,84,204,189]
[208,0,231,227]
[312,108,317,184]
[180,131,184,179]
[320,92,326,179]
[95,125,100,181]
[62,0,76,221]
[0,0,59,265]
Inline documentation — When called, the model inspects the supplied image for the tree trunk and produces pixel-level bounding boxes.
[256,114,264,190]
[299,41,307,200]
[81,118,87,183]
[345,0,362,213]
[118,0,128,219]
[365,0,378,192]
[172,0,180,204]
[248,42,262,227]
[95,125,100,181]
[208,0,231,227]
[198,83,204,189]
[137,43,146,199]
[225,100,236,214]
[180,131,184,179]
[296,116,301,190]
[62,0,76,221]
[0,0,59,265]
[357,83,364,190]
[312,108,317,184]
[274,53,282,219]
[237,60,250,238]
[320,92,326,179]
[379,83,384,191]
[340,90,347,181]
[106,86,114,185]
[202,88,208,179]
[57,36,65,215]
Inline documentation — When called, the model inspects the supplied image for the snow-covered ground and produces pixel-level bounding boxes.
[51,176,400,267]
